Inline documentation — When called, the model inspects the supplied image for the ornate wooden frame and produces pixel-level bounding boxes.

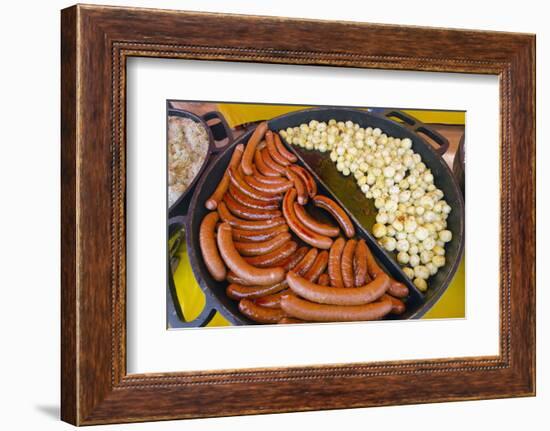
[61,4,536,425]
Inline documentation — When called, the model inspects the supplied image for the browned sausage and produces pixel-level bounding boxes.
[241,121,268,176]
[341,239,357,288]
[313,195,355,238]
[252,166,289,184]
[384,294,406,315]
[254,289,288,309]
[278,317,308,324]
[276,246,309,271]
[363,243,409,298]
[293,248,318,275]
[265,130,291,166]
[353,239,370,287]
[244,241,298,268]
[205,144,244,210]
[318,273,330,286]
[228,183,279,210]
[226,272,257,286]
[293,203,339,237]
[199,212,226,281]
[218,202,286,231]
[287,271,389,305]
[226,281,288,300]
[364,241,386,279]
[230,251,317,304]
[228,247,312,300]
[303,250,329,283]
[254,251,325,309]
[282,189,333,249]
[289,165,317,198]
[234,232,291,256]
[284,168,308,205]
[217,223,285,286]
[388,281,409,298]
[228,166,282,203]
[244,172,292,194]
[261,148,286,175]
[238,299,287,323]
[273,132,297,163]
[223,192,282,220]
[231,224,289,243]
[328,237,346,288]
[280,293,393,322]
[254,149,281,177]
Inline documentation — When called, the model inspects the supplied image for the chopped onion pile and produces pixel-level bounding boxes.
[279,119,453,291]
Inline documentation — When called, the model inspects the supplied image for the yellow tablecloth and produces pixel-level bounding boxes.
[171,103,465,327]
[218,104,466,128]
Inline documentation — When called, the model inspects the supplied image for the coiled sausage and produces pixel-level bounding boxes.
[293,203,339,237]
[223,193,281,221]
[254,289,288,309]
[266,130,291,166]
[244,172,292,194]
[254,148,281,177]
[328,237,346,288]
[341,239,357,288]
[302,250,329,284]
[205,144,244,210]
[276,246,309,272]
[255,250,328,308]
[234,232,292,256]
[289,165,317,198]
[363,242,409,298]
[278,317,307,324]
[282,189,333,249]
[353,239,370,287]
[280,294,393,322]
[227,167,282,203]
[293,248,319,275]
[238,299,287,323]
[261,148,286,175]
[217,202,286,231]
[226,281,288,300]
[216,223,285,286]
[384,294,406,315]
[287,271,389,305]
[241,121,268,176]
[199,212,226,281]
[273,132,297,163]
[313,195,355,238]
[231,224,288,243]
[228,183,279,210]
[318,273,330,286]
[284,168,308,205]
[243,241,298,268]
[252,166,289,184]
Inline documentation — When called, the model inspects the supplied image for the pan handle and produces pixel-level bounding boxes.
[380,109,450,156]
[167,216,218,328]
[201,111,234,153]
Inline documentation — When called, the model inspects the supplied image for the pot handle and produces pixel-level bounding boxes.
[167,216,217,328]
[380,109,450,156]
[201,111,234,153]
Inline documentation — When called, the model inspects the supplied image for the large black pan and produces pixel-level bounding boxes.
[173,107,465,327]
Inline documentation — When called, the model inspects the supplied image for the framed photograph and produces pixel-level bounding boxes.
[61,4,535,425]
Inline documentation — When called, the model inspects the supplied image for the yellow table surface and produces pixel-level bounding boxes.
[171,103,465,327]
[218,103,465,128]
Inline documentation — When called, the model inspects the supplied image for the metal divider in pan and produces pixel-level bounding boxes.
[187,107,463,324]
